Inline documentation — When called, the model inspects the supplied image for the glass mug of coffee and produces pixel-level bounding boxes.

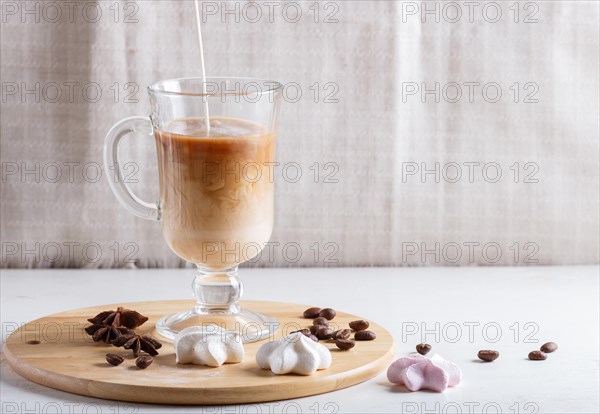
[104,77,282,341]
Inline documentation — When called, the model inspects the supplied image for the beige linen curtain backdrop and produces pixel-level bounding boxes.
[1,1,598,268]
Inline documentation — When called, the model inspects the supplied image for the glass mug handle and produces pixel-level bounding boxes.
[103,116,160,221]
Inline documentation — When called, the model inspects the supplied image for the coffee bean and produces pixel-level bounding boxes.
[332,329,352,340]
[354,330,376,341]
[309,325,319,335]
[416,343,432,355]
[293,329,318,342]
[540,342,558,353]
[477,350,499,362]
[315,327,334,340]
[349,320,369,331]
[105,353,124,366]
[528,351,547,361]
[135,355,153,369]
[335,339,355,350]
[319,308,336,320]
[313,317,329,327]
[303,307,322,319]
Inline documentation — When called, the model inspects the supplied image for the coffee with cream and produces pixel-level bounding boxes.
[155,117,275,270]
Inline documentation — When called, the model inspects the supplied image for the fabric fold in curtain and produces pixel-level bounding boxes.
[1,1,598,268]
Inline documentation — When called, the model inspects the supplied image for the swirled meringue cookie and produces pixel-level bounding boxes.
[256,332,332,375]
[387,353,462,392]
[174,325,244,367]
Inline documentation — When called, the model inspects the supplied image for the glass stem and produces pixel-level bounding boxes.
[192,265,242,315]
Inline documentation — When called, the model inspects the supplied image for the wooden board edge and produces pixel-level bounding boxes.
[3,340,395,405]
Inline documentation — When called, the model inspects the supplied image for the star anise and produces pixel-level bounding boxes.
[87,307,148,329]
[112,333,162,357]
[85,324,131,343]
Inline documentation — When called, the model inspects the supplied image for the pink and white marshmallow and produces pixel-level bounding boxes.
[387,354,462,392]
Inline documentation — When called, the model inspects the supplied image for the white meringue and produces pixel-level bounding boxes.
[256,332,332,375]
[174,325,244,367]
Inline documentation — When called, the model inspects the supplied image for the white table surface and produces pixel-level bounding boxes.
[1,266,599,413]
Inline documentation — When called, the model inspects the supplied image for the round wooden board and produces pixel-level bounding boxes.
[3,300,394,405]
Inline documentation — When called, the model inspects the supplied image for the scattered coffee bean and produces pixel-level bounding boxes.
[477,350,499,362]
[315,327,334,340]
[349,320,369,331]
[303,307,322,319]
[354,330,376,341]
[290,325,321,342]
[332,329,352,340]
[319,308,336,320]
[105,353,124,366]
[528,351,547,361]
[313,317,329,327]
[335,339,355,350]
[416,343,432,355]
[309,325,319,335]
[135,355,153,369]
[540,342,558,353]
[292,329,318,342]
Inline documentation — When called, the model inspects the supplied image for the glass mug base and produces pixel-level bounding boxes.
[154,265,279,342]
[155,307,279,343]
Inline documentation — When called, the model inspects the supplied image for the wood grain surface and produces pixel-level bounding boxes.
[3,300,394,405]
